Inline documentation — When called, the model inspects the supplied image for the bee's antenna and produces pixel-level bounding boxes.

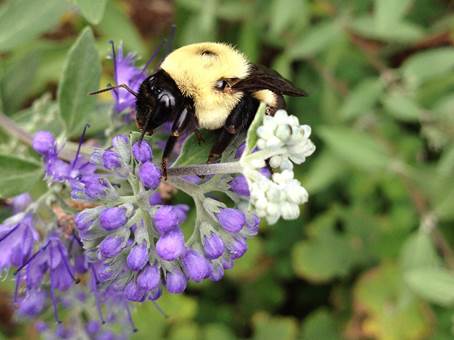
[89,84,138,97]
[139,39,166,75]
[109,40,119,93]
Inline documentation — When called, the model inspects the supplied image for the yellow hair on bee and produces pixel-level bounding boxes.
[160,42,250,129]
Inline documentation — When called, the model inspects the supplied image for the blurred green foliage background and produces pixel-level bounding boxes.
[1,0,454,339]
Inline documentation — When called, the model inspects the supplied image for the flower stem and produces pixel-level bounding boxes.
[167,162,243,177]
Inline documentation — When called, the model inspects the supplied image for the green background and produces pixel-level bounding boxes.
[0,0,454,339]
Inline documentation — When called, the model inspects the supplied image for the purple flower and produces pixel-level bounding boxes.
[227,235,248,259]
[156,229,185,261]
[124,280,146,302]
[127,243,148,271]
[94,262,114,283]
[182,249,211,282]
[137,264,160,291]
[229,175,250,197]
[174,204,189,224]
[75,210,98,231]
[148,287,162,301]
[18,290,46,317]
[102,150,122,170]
[132,141,152,163]
[245,214,260,236]
[217,208,245,233]
[32,131,56,156]
[46,158,71,182]
[35,320,48,333]
[111,44,146,113]
[138,161,161,190]
[153,206,180,234]
[203,233,224,259]
[99,235,124,259]
[12,193,32,213]
[210,263,224,282]
[86,320,101,335]
[99,207,127,231]
[0,214,38,270]
[165,269,187,293]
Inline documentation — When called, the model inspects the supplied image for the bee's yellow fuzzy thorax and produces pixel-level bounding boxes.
[160,42,250,129]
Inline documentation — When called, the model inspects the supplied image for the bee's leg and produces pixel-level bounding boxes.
[208,95,259,163]
[162,105,192,179]
[266,94,286,116]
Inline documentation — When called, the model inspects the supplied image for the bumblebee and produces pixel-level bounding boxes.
[92,42,306,177]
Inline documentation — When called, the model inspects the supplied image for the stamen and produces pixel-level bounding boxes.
[14,242,50,275]
[125,302,138,332]
[0,223,19,243]
[90,265,105,324]
[71,124,91,169]
[151,300,169,319]
[109,40,118,89]
[55,241,80,284]
[14,273,21,303]
[49,245,61,323]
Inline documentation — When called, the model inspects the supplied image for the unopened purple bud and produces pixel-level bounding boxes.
[138,161,161,190]
[217,208,245,233]
[102,150,122,170]
[165,269,187,293]
[32,131,55,156]
[132,141,152,163]
[86,320,101,335]
[148,287,162,301]
[203,233,224,259]
[111,134,129,149]
[153,206,179,234]
[210,263,224,282]
[127,243,149,271]
[182,249,211,282]
[55,325,72,339]
[99,235,124,258]
[227,235,248,259]
[174,204,189,224]
[95,263,114,282]
[99,207,127,231]
[149,192,163,205]
[229,175,250,197]
[137,264,160,291]
[12,193,32,213]
[245,214,260,236]
[156,230,185,261]
[222,256,234,270]
[124,280,146,302]
[75,210,97,231]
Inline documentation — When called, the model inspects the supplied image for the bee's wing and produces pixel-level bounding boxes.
[232,64,308,96]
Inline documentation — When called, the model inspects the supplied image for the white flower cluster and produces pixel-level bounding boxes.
[241,110,315,224]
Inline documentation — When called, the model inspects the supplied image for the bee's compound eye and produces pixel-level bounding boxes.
[215,80,229,91]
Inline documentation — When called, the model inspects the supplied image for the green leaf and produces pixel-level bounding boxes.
[76,0,108,25]
[245,104,266,154]
[402,47,454,86]
[58,27,101,137]
[0,0,67,51]
[172,131,216,167]
[0,154,41,197]
[375,0,413,32]
[400,231,441,271]
[288,21,341,59]
[269,0,307,36]
[202,324,236,340]
[355,263,432,339]
[405,268,454,306]
[382,90,423,121]
[98,1,146,56]
[300,308,341,340]
[351,16,425,43]
[318,126,389,171]
[340,78,384,119]
[1,51,40,114]
[252,312,298,340]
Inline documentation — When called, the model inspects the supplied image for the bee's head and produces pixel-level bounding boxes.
[135,70,183,135]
